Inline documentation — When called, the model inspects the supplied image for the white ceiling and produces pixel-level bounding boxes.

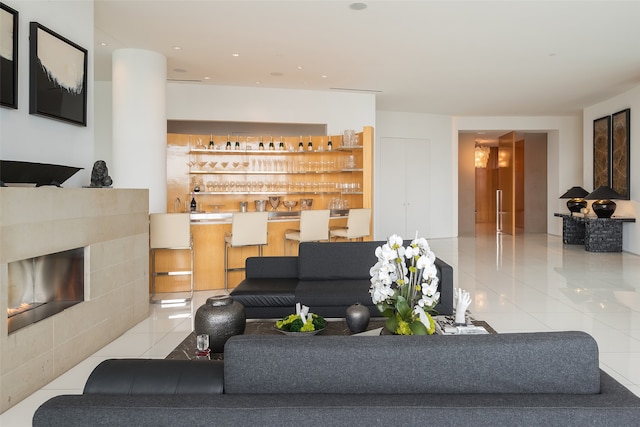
[94,0,640,116]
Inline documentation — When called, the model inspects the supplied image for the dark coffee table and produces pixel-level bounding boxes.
[166,316,495,360]
[166,318,388,360]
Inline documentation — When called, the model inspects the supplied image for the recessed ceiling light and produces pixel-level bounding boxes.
[173,46,182,50]
[204,76,211,80]
[255,81,261,84]
[232,53,240,57]
[297,66,303,70]
[349,2,367,11]
[99,42,108,47]
[321,75,328,78]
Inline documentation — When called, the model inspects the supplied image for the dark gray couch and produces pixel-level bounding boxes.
[230,240,454,318]
[33,331,640,426]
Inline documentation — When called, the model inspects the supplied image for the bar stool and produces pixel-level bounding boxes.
[330,208,371,241]
[284,209,330,255]
[224,211,269,290]
[149,213,194,303]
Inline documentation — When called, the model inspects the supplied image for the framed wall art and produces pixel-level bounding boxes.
[611,108,630,199]
[593,115,611,190]
[29,22,87,126]
[0,2,18,109]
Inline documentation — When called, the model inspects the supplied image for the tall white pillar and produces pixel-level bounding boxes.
[112,49,167,213]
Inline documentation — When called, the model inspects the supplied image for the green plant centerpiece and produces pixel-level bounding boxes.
[275,303,327,333]
[369,234,440,335]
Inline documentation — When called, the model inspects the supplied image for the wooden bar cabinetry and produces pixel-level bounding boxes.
[154,127,373,292]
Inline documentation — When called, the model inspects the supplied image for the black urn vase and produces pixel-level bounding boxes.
[195,295,246,353]
[346,303,370,333]
[592,200,616,218]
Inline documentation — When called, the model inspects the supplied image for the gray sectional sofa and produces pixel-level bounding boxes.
[33,331,640,426]
[230,240,454,318]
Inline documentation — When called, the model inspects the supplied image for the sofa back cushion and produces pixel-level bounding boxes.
[224,331,600,395]
[245,256,298,279]
[298,241,383,280]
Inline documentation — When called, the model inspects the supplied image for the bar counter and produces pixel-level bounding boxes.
[153,209,350,293]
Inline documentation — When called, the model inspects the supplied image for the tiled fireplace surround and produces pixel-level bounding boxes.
[0,188,150,413]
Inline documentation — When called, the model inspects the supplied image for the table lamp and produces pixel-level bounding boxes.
[585,186,623,218]
[560,186,589,214]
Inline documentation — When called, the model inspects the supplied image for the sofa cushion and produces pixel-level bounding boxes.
[230,278,297,308]
[83,359,224,395]
[245,256,298,279]
[295,279,372,307]
[298,241,383,280]
[224,332,601,395]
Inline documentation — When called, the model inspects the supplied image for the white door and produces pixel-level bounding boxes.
[379,137,431,240]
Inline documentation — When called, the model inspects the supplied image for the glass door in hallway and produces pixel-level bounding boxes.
[497,131,516,235]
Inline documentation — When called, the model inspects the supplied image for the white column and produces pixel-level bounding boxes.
[112,49,167,213]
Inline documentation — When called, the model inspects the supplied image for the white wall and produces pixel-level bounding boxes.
[583,84,640,254]
[94,81,112,167]
[167,83,376,136]
[0,0,94,187]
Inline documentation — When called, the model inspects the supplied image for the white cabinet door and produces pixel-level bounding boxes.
[379,137,431,239]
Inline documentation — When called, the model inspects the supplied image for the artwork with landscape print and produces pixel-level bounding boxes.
[593,115,611,190]
[611,108,630,199]
[29,22,87,126]
[0,2,18,108]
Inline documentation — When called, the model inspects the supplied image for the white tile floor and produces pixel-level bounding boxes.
[3,230,640,426]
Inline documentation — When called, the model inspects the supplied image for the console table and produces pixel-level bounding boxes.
[554,213,635,252]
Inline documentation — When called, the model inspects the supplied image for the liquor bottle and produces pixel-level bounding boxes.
[327,137,332,151]
[235,136,240,150]
[190,194,197,212]
[269,136,275,150]
[225,139,231,150]
[209,134,214,149]
[298,136,304,151]
[307,136,313,151]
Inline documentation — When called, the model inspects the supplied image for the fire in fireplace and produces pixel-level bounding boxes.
[6,247,85,334]
[7,302,45,318]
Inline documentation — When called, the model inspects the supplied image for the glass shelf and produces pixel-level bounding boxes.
[189,170,356,175]
[189,148,356,155]
[191,191,344,196]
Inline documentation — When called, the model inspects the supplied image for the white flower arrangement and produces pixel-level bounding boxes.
[369,234,440,335]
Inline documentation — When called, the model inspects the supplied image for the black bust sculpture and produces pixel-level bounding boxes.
[90,160,113,187]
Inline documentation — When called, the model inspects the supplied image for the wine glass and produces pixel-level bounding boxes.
[283,200,297,211]
[269,196,280,211]
[196,334,210,358]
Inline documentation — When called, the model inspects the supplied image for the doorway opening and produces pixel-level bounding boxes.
[458,131,548,237]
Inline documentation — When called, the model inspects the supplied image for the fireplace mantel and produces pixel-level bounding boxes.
[0,187,149,413]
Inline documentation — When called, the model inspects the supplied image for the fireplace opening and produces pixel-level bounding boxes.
[7,247,84,334]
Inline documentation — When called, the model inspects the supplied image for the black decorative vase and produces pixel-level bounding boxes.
[592,200,616,218]
[346,303,370,333]
[566,198,587,213]
[195,295,246,353]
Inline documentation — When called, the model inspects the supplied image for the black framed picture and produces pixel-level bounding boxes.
[1,2,18,109]
[29,22,87,126]
[593,115,611,190]
[611,108,630,199]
